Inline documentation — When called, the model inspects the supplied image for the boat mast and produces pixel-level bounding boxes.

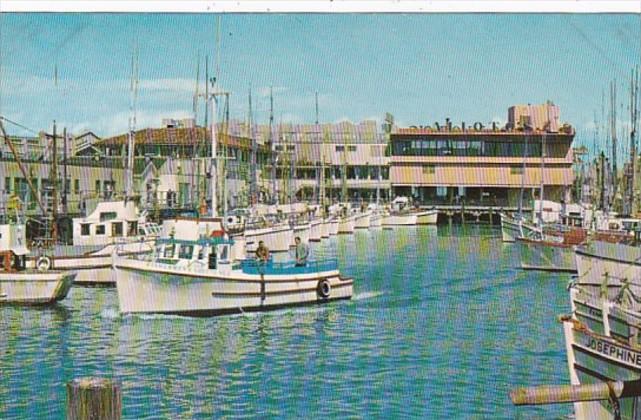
[192,53,200,208]
[125,47,139,200]
[628,67,639,216]
[538,108,547,226]
[50,122,59,244]
[210,77,218,218]
[249,86,258,207]
[270,87,277,205]
[611,80,618,213]
[518,127,529,218]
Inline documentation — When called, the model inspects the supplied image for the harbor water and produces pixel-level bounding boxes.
[1,225,571,418]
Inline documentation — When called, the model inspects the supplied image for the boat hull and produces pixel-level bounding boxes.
[416,210,438,225]
[354,212,371,229]
[320,221,331,238]
[563,317,641,419]
[328,220,339,235]
[0,270,75,304]
[369,214,383,228]
[337,217,355,234]
[114,259,353,315]
[516,238,577,272]
[25,241,153,286]
[309,220,322,241]
[575,241,641,298]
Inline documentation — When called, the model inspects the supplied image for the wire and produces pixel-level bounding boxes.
[0,116,40,135]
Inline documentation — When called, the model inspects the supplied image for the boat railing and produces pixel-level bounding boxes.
[240,258,338,275]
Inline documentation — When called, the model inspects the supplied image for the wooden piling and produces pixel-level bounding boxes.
[67,377,121,420]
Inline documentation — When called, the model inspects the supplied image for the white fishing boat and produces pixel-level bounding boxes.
[26,200,158,285]
[559,278,641,419]
[337,215,356,234]
[328,218,339,235]
[499,212,542,243]
[369,213,383,228]
[381,197,437,226]
[309,218,322,242]
[516,227,587,273]
[114,218,354,316]
[320,219,331,238]
[575,238,641,289]
[353,211,372,229]
[242,220,294,253]
[0,222,75,304]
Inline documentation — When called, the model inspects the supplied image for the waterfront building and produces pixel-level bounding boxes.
[389,103,576,208]
[255,120,391,204]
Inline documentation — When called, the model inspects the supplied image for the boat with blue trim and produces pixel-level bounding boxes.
[114,218,354,316]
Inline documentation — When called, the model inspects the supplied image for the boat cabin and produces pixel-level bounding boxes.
[154,237,234,274]
[0,223,29,272]
[72,200,160,246]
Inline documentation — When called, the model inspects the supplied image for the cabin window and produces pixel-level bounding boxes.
[80,224,90,236]
[112,222,123,237]
[95,225,105,235]
[100,212,117,222]
[127,221,138,236]
[335,145,345,152]
[197,246,205,260]
[164,244,175,258]
[347,145,357,152]
[178,245,193,259]
[208,246,217,269]
[138,228,145,236]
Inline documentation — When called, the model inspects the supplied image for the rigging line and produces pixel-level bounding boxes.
[0,116,40,135]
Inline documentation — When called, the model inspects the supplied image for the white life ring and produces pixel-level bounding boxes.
[317,279,331,299]
[36,256,51,272]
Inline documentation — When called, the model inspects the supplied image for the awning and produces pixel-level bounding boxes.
[11,246,30,256]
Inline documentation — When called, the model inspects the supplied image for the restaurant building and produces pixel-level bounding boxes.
[389,103,576,207]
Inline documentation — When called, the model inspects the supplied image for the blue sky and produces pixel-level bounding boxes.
[0,13,639,154]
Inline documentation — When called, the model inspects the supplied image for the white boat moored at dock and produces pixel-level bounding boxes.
[0,222,75,304]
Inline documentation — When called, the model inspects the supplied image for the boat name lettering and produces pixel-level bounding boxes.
[586,337,641,366]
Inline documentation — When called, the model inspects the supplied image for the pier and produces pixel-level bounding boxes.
[419,204,532,225]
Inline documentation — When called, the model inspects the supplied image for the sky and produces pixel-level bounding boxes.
[0,13,639,155]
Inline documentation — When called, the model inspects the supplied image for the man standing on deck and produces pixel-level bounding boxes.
[294,236,309,267]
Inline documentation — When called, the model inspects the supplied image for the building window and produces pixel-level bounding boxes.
[74,179,80,194]
[335,145,345,152]
[4,177,11,194]
[80,224,90,236]
[347,145,357,152]
[274,145,283,151]
[95,180,101,195]
[423,165,436,175]
[436,186,448,197]
[112,222,123,237]
[287,145,295,151]
[95,225,106,235]
[511,166,524,175]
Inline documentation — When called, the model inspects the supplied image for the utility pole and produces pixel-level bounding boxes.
[270,87,277,205]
